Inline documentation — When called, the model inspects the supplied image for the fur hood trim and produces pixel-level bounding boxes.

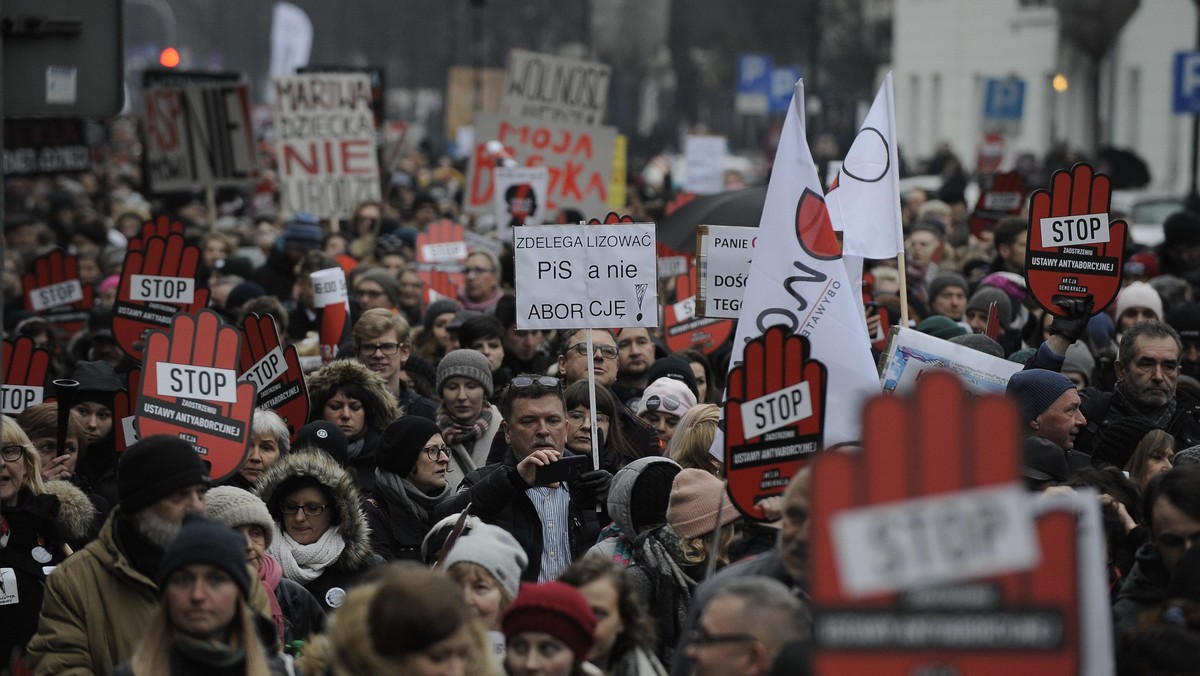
[42,479,98,542]
[305,359,402,435]
[254,450,375,571]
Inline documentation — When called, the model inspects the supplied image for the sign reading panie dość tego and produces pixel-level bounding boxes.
[697,224,757,319]
[514,223,658,329]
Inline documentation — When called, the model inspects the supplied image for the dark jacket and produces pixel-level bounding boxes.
[1113,543,1171,638]
[110,612,292,676]
[396,379,438,421]
[433,448,602,581]
[277,577,326,647]
[253,247,299,303]
[1076,387,1200,455]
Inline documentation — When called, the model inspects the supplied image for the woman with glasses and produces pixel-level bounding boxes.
[1,415,96,671]
[458,250,504,314]
[364,417,454,561]
[563,381,637,473]
[256,450,383,612]
[435,350,502,492]
[306,359,402,494]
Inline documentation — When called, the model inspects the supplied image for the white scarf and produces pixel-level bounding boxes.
[269,528,346,583]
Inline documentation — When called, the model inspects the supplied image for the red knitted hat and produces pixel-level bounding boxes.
[502,582,597,660]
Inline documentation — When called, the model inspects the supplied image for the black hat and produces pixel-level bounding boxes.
[118,435,212,514]
[225,282,267,312]
[1021,436,1070,483]
[293,421,349,467]
[645,356,699,401]
[630,462,682,531]
[157,514,251,599]
[70,360,123,407]
[377,416,442,477]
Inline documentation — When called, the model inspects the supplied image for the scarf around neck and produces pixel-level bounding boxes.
[269,527,346,583]
[258,553,286,642]
[1111,380,1178,429]
[374,468,450,531]
[172,631,245,670]
[437,405,493,447]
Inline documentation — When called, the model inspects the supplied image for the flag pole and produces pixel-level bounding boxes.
[896,251,909,328]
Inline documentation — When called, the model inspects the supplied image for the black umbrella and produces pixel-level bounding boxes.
[656,186,767,253]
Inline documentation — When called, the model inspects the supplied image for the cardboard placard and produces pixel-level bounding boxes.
[500,49,611,126]
[724,326,826,522]
[810,372,1112,674]
[309,268,348,363]
[513,222,658,330]
[683,135,727,195]
[3,118,90,175]
[1,337,51,415]
[22,249,92,342]
[466,114,617,218]
[696,224,757,319]
[879,327,1022,396]
[662,261,734,356]
[494,166,550,229]
[113,367,141,451]
[113,234,210,360]
[969,171,1026,239]
[239,313,310,440]
[143,82,258,193]
[136,309,256,482]
[272,73,382,219]
[1024,163,1126,317]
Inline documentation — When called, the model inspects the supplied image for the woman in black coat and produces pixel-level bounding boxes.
[364,416,453,561]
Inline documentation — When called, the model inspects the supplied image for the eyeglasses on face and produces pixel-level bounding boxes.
[422,445,450,461]
[687,628,758,647]
[281,502,328,517]
[567,410,611,425]
[462,266,494,276]
[511,375,561,388]
[568,342,618,360]
[1,444,24,462]
[356,288,385,300]
[358,342,402,356]
[644,394,682,412]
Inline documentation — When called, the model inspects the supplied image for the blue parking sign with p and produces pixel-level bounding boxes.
[1174,51,1200,115]
[983,78,1025,121]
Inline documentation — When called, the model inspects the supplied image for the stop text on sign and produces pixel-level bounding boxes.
[239,346,286,390]
[157,363,239,403]
[740,381,813,438]
[30,280,84,311]
[130,275,196,304]
[1039,212,1109,247]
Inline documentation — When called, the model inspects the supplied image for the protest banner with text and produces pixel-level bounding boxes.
[880,327,1022,396]
[3,118,90,175]
[696,224,756,319]
[144,81,258,193]
[239,313,310,440]
[501,49,611,126]
[272,73,381,219]
[683,135,727,195]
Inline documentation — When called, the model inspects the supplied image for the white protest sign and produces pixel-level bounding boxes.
[501,49,611,126]
[514,223,658,329]
[144,82,258,193]
[832,483,1039,598]
[156,363,239,404]
[696,224,757,319]
[684,135,727,195]
[1038,213,1110,248]
[1,385,43,414]
[28,279,84,311]
[310,267,349,309]
[494,166,550,228]
[880,327,1022,396]
[129,275,196,304]
[272,73,381,219]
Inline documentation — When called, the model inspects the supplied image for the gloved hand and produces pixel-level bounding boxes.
[1047,293,1094,344]
[571,469,613,509]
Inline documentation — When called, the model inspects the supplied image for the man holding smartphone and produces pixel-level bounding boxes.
[434,375,610,582]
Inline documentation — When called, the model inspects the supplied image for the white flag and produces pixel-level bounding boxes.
[267,3,313,101]
[827,72,904,259]
[729,80,880,446]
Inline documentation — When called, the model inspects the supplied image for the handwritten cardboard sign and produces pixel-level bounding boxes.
[272,72,381,219]
[467,114,617,219]
[137,310,256,482]
[696,224,757,319]
[143,82,258,193]
[501,49,611,126]
[513,222,657,329]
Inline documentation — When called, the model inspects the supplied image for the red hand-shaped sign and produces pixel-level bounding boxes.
[112,367,141,452]
[662,261,733,356]
[239,313,310,441]
[724,326,826,521]
[587,212,635,224]
[1025,163,1126,317]
[113,233,210,359]
[128,215,184,252]
[137,309,257,482]
[416,219,466,305]
[23,249,94,341]
[969,171,1026,239]
[809,372,1085,674]
[2,336,51,415]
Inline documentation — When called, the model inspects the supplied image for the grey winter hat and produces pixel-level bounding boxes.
[1173,444,1200,468]
[204,485,275,548]
[949,333,1005,358]
[441,522,528,599]
[437,348,493,396]
[1061,342,1096,386]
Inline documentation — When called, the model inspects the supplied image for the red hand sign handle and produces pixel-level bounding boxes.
[1025,163,1126,318]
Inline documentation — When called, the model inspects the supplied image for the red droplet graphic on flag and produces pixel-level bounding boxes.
[794,188,841,260]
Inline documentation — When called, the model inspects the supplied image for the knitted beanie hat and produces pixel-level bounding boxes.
[949,333,1005,358]
[1168,302,1200,341]
[1092,416,1162,471]
[645,356,700,400]
[293,421,349,466]
[1061,342,1097,386]
[1174,444,1200,468]
[917,315,967,341]
[966,286,1013,327]
[118,435,211,514]
[979,271,1027,308]
[358,269,404,309]
[1005,369,1076,423]
[204,485,275,548]
[502,582,597,661]
[377,416,442,477]
[157,514,251,599]
[437,349,493,396]
[1021,436,1070,483]
[636,377,698,417]
[284,212,323,250]
[423,299,461,334]
[928,272,968,305]
[441,523,529,599]
[629,462,683,531]
[1116,281,1163,322]
[667,468,741,539]
[1007,347,1037,365]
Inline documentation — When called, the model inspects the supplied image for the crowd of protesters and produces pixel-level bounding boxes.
[2,117,1200,676]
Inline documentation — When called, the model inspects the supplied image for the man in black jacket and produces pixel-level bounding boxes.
[434,375,609,582]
